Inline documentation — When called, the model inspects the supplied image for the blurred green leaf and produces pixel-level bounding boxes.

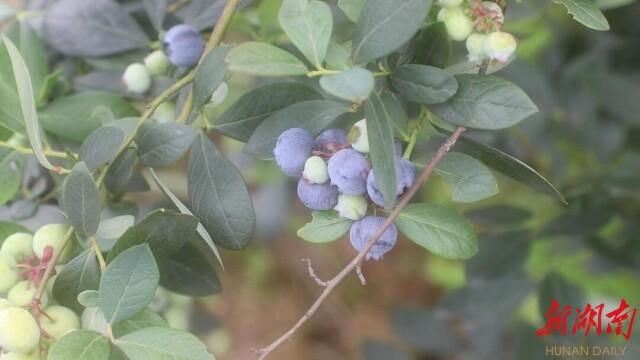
[325,42,354,70]
[413,22,451,68]
[361,339,411,360]
[366,91,398,207]
[77,290,100,308]
[136,122,197,168]
[279,0,333,67]
[466,231,531,280]
[390,307,460,355]
[434,152,499,203]
[115,327,214,360]
[552,0,610,31]
[392,64,458,104]
[465,205,532,226]
[0,148,24,206]
[338,0,365,22]
[297,211,352,243]
[320,68,374,102]
[193,46,228,109]
[60,162,101,238]
[5,20,48,96]
[80,118,138,171]
[538,272,584,318]
[48,330,111,360]
[158,238,222,296]
[226,42,308,76]
[53,249,101,313]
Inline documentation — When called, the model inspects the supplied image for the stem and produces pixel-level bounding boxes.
[0,140,69,158]
[34,227,74,301]
[255,126,467,359]
[402,131,418,159]
[91,238,106,272]
[306,69,340,77]
[176,92,194,124]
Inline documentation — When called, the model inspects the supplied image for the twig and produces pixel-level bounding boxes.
[301,258,327,287]
[255,126,467,359]
[91,238,106,272]
[355,265,366,285]
[0,140,69,158]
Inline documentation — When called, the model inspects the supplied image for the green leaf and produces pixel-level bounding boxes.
[136,122,197,168]
[379,91,409,139]
[279,0,333,67]
[112,309,168,337]
[352,0,431,64]
[106,209,198,262]
[105,148,138,194]
[338,0,365,22]
[5,20,48,96]
[0,221,29,242]
[78,290,100,308]
[95,215,135,252]
[431,74,538,130]
[434,152,499,203]
[365,91,398,207]
[214,82,321,141]
[413,22,451,68]
[465,230,531,280]
[319,68,374,102]
[53,249,101,313]
[552,0,610,31]
[193,46,228,109]
[395,203,478,259]
[0,148,24,206]
[297,211,352,243]
[48,330,111,360]
[226,42,308,76]
[391,64,458,104]
[245,100,351,159]
[99,244,159,324]
[115,327,214,360]
[60,162,102,238]
[188,134,255,250]
[158,238,222,296]
[325,42,354,70]
[80,118,138,171]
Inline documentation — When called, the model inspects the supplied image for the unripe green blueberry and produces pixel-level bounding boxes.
[348,119,369,153]
[164,306,189,331]
[439,7,473,41]
[334,194,367,220]
[210,81,228,107]
[40,305,80,340]
[122,63,151,94]
[0,350,41,360]
[32,224,75,265]
[152,101,176,123]
[437,0,463,7]
[168,292,192,308]
[8,281,48,308]
[143,49,170,76]
[466,33,488,62]
[0,254,19,294]
[484,31,517,63]
[302,156,329,184]
[80,307,108,333]
[1,233,35,262]
[0,307,40,353]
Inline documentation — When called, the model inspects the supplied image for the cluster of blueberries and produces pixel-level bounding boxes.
[273,120,417,260]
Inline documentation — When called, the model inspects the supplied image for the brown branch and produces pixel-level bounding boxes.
[255,126,467,359]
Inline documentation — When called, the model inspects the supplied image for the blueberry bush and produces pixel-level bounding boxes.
[0,0,631,358]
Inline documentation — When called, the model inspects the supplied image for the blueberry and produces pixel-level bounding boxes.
[314,128,348,154]
[327,149,370,195]
[367,158,416,207]
[274,128,314,177]
[349,216,398,261]
[297,178,339,210]
[163,24,204,67]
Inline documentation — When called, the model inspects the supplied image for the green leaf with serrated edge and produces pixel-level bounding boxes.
[365,91,398,207]
[395,203,478,259]
[431,74,538,130]
[552,0,610,31]
[112,309,168,337]
[48,330,111,360]
[297,211,352,243]
[99,244,159,324]
[391,64,458,104]
[193,46,228,108]
[53,249,101,313]
[432,152,499,203]
[115,327,214,360]
[60,162,101,238]
[279,0,332,67]
[214,82,321,142]
[226,42,308,76]
[136,122,197,167]
[414,22,451,68]
[148,168,223,269]
[319,68,374,102]
[78,290,100,308]
[80,118,138,170]
[338,0,365,22]
[433,124,567,204]
[0,149,24,206]
[245,100,351,159]
[352,0,430,64]
[188,134,255,250]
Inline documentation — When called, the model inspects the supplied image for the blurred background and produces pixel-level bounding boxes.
[2,0,640,359]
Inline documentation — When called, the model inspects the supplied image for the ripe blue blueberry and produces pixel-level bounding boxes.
[274,128,314,177]
[349,216,398,261]
[314,128,348,154]
[327,149,370,195]
[297,178,339,210]
[163,24,204,67]
[367,158,416,207]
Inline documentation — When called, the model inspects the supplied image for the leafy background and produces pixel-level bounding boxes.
[1,0,639,359]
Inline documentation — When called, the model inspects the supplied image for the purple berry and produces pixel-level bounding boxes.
[327,149,370,195]
[274,128,314,177]
[349,216,398,261]
[367,158,416,207]
[164,25,204,67]
[297,178,339,210]
[314,128,348,155]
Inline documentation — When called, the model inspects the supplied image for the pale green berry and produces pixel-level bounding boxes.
[152,101,176,123]
[485,31,517,63]
[123,63,151,94]
[0,307,40,353]
[8,281,48,308]
[164,306,189,331]
[334,194,367,220]
[32,224,75,264]
[80,307,108,333]
[441,7,473,41]
[0,255,19,294]
[0,299,11,311]
[302,156,329,184]
[438,0,463,7]
[349,119,369,153]
[1,233,35,262]
[210,81,228,107]
[466,33,488,62]
[144,49,171,76]
[40,305,80,340]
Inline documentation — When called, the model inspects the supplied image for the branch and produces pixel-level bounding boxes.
[255,126,467,359]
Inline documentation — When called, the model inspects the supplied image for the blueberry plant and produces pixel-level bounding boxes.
[0,0,611,359]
